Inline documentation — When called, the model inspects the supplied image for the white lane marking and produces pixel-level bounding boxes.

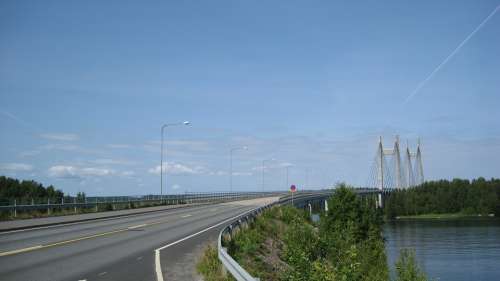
[98,271,107,276]
[181,214,192,218]
[0,204,241,256]
[155,249,162,281]
[127,224,147,230]
[154,207,259,281]
[0,245,43,257]
[137,256,143,261]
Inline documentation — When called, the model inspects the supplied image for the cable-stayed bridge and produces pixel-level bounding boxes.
[366,136,424,206]
[367,136,424,191]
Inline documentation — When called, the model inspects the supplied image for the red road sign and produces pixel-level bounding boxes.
[290,185,296,192]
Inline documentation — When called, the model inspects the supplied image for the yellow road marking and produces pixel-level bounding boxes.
[0,245,43,257]
[0,220,169,257]
[1,207,220,257]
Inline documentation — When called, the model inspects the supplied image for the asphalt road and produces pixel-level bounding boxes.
[0,197,277,281]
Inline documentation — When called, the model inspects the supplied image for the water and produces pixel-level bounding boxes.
[311,213,320,223]
[384,218,500,281]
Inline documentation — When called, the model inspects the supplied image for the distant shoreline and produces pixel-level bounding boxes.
[394,213,496,220]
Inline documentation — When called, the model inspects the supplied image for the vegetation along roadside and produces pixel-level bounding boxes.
[197,186,430,281]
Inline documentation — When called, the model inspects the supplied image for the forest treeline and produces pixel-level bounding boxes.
[384,178,500,218]
[0,176,69,205]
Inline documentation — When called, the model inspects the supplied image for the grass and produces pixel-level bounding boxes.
[196,244,235,281]
[197,206,296,281]
[196,206,310,281]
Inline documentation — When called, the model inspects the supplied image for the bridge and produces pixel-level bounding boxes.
[366,136,424,206]
[0,137,423,281]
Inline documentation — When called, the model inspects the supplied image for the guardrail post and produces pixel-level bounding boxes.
[47,198,51,215]
[14,199,17,218]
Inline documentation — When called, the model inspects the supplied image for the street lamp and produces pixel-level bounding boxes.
[160,121,190,200]
[285,164,293,190]
[261,158,276,192]
[305,168,310,190]
[230,146,248,192]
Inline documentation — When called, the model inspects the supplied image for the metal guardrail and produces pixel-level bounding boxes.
[217,191,338,281]
[0,192,283,218]
[218,207,266,281]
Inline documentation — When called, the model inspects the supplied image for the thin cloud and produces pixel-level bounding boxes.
[403,4,500,104]
[91,158,137,165]
[0,110,35,129]
[40,143,80,151]
[19,150,42,157]
[40,133,80,141]
[148,162,207,175]
[108,144,133,149]
[232,171,253,176]
[48,165,115,179]
[209,170,228,176]
[0,163,33,172]
[121,171,136,177]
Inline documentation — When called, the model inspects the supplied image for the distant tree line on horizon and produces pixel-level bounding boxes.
[384,178,500,218]
[0,176,86,205]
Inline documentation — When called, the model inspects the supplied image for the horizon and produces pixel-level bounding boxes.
[1,0,499,196]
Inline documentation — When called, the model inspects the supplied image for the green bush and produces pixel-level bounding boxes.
[214,185,431,281]
[395,249,428,281]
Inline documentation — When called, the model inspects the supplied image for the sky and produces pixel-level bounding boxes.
[1,0,499,196]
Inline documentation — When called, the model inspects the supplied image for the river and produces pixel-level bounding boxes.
[384,218,500,281]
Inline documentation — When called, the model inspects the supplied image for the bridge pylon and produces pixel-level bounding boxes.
[368,136,424,201]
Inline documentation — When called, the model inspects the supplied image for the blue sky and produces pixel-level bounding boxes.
[1,0,499,196]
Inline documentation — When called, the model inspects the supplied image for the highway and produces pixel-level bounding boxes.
[0,197,277,281]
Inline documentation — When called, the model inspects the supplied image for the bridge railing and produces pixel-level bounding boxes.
[217,189,386,280]
[0,191,283,218]
[217,191,333,281]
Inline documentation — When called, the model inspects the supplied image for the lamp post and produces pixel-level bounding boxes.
[285,165,291,190]
[160,121,190,201]
[261,158,275,193]
[305,168,310,190]
[230,146,248,192]
[286,166,289,190]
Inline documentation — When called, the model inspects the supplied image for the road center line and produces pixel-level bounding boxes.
[0,245,43,257]
[0,207,233,257]
[0,220,169,257]
[127,224,147,230]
